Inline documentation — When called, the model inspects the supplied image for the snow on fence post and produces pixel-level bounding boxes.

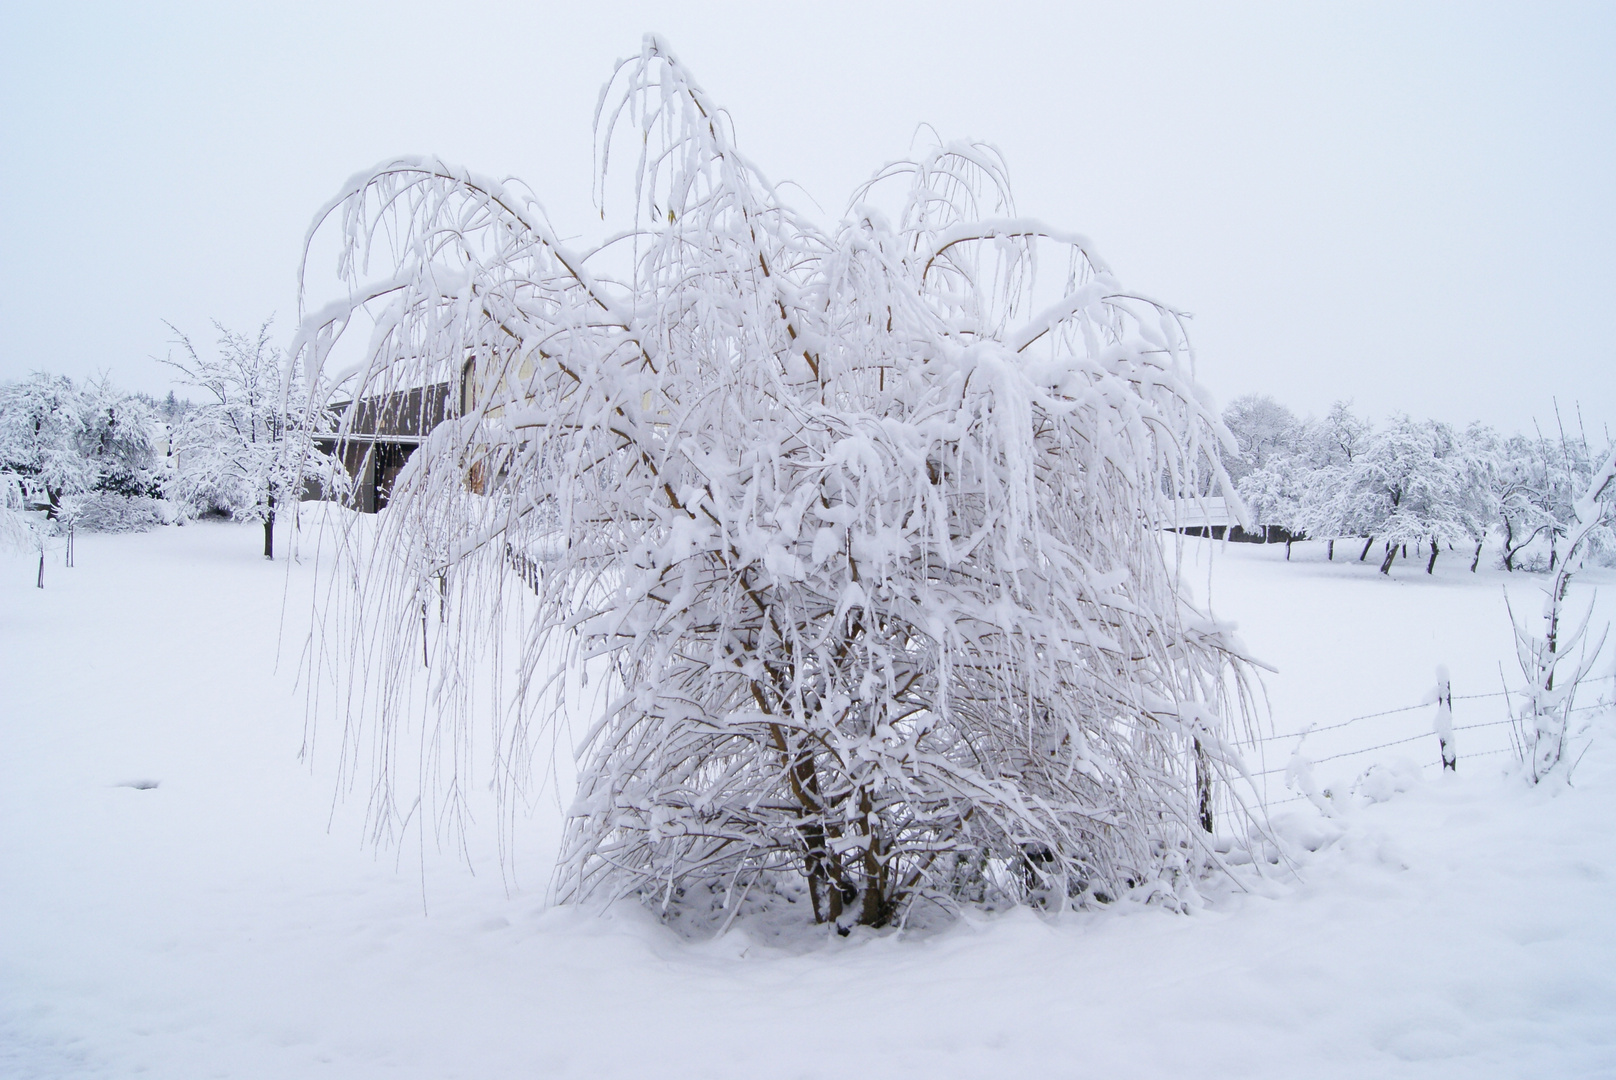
[1431,665,1456,771]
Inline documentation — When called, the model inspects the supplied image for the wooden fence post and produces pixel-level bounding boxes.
[1434,666,1456,771]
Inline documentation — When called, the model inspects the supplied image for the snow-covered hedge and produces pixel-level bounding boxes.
[63,492,174,533]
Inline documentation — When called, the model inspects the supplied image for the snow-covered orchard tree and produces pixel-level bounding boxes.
[1495,430,1615,573]
[1339,415,1495,575]
[1449,423,1503,572]
[164,321,340,558]
[294,39,1261,931]
[1225,394,1307,548]
[1496,433,1557,571]
[1234,401,1376,559]
[1221,393,1299,486]
[1235,460,1307,548]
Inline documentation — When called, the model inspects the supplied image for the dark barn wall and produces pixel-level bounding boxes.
[308,382,450,513]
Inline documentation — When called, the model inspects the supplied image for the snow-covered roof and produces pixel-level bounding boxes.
[1165,496,1233,530]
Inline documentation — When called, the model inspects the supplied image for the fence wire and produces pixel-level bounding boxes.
[1243,687,1609,801]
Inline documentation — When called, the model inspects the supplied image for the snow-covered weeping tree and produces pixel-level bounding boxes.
[293,39,1260,930]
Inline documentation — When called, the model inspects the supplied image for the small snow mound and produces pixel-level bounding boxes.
[1267,812,1345,855]
[116,779,160,790]
[1351,758,1423,805]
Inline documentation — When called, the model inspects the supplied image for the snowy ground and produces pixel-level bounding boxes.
[3,520,1614,1078]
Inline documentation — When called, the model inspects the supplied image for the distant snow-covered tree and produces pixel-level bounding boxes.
[60,378,168,533]
[1235,459,1307,546]
[1495,429,1615,572]
[0,373,167,534]
[1238,401,1372,558]
[1341,415,1493,574]
[164,320,339,558]
[1496,433,1556,571]
[294,38,1261,931]
[0,374,92,519]
[1221,394,1298,486]
[1449,423,1502,572]
[75,378,164,500]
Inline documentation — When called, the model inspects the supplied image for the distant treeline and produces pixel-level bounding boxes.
[1219,395,1615,573]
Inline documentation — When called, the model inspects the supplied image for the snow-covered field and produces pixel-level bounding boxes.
[4,520,1614,1078]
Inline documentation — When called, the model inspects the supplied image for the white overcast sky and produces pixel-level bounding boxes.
[2,2,1612,438]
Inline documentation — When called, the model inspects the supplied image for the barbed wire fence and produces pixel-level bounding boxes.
[500,537,1609,817]
[1237,685,1613,811]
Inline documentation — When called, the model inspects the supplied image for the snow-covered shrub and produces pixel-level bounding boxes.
[1350,759,1422,805]
[1509,444,1616,781]
[295,38,1260,930]
[63,491,171,533]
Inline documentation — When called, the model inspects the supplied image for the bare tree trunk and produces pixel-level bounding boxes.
[37,550,44,589]
[1285,537,1292,560]
[1379,541,1398,575]
[1194,739,1213,833]
[263,499,275,560]
[1359,536,1374,562]
[1470,540,1483,572]
[1327,538,1334,561]
[1426,536,1439,574]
